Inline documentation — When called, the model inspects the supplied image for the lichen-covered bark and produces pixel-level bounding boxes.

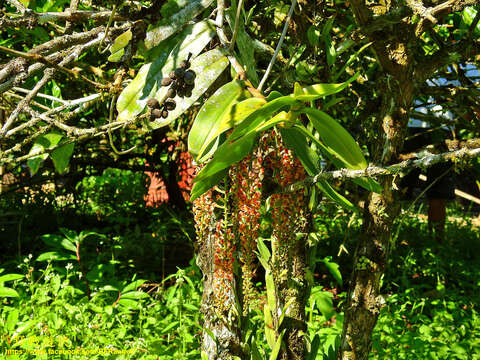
[338,1,416,350]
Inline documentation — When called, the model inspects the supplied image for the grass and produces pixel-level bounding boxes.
[0,202,478,359]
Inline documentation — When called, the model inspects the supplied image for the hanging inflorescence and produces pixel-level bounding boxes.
[229,147,264,313]
[263,130,307,285]
[194,130,307,321]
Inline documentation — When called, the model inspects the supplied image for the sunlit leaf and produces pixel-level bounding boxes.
[190,168,228,202]
[108,30,132,62]
[188,80,249,158]
[36,251,77,262]
[193,133,256,183]
[304,108,366,169]
[228,96,298,142]
[145,0,215,49]
[150,48,229,129]
[0,274,24,282]
[269,329,286,360]
[293,73,359,101]
[0,287,19,298]
[264,304,275,348]
[117,20,216,122]
[280,126,356,211]
[312,290,335,320]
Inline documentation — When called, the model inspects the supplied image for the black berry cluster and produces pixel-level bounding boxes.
[147,97,176,120]
[147,54,195,120]
[163,54,196,98]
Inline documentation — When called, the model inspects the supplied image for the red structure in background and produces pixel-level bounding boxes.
[145,141,195,207]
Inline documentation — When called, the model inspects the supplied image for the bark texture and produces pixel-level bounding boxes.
[340,80,413,360]
[339,1,417,358]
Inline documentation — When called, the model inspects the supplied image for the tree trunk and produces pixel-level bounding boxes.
[339,79,413,359]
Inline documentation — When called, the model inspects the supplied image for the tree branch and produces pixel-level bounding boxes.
[280,143,480,194]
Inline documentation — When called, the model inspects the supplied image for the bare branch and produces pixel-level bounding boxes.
[0,10,125,29]
[258,0,296,92]
[281,142,480,194]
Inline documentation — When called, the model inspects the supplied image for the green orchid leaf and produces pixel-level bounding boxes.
[150,48,229,129]
[257,238,271,262]
[281,126,356,212]
[197,97,266,162]
[229,96,298,142]
[194,132,256,183]
[293,73,359,101]
[188,80,249,158]
[300,111,382,193]
[269,329,286,360]
[264,304,275,348]
[145,0,215,49]
[266,90,283,101]
[304,108,366,169]
[117,20,216,123]
[190,168,228,202]
[265,271,276,320]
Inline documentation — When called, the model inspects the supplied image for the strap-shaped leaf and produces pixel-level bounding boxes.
[264,304,276,349]
[117,20,216,122]
[144,0,215,49]
[269,329,286,360]
[229,96,298,142]
[281,126,356,212]
[293,73,359,101]
[194,111,289,183]
[190,168,228,202]
[304,108,366,169]
[188,80,249,158]
[150,48,229,129]
[295,119,381,193]
[198,97,266,161]
[193,132,256,183]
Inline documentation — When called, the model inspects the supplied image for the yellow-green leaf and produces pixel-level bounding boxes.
[304,108,366,169]
[293,73,359,101]
[264,304,275,348]
[188,80,249,159]
[108,30,132,63]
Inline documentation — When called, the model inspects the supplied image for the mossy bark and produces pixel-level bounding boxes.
[338,0,417,348]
